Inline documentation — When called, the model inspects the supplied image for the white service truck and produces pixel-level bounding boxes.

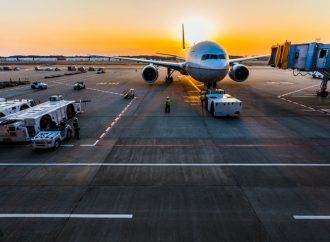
[0,95,81,142]
[0,99,35,118]
[31,124,72,149]
[205,89,242,117]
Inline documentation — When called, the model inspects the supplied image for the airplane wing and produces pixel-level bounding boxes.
[155,53,186,62]
[229,55,269,64]
[113,57,185,72]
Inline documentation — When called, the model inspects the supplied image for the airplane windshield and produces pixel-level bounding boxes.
[201,54,226,60]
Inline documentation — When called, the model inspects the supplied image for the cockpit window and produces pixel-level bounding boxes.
[201,54,226,60]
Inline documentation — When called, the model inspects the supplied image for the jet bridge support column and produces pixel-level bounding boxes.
[317,71,330,97]
[317,77,329,97]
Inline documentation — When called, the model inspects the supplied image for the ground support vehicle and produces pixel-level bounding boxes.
[0,99,35,118]
[123,89,135,99]
[0,95,81,142]
[31,124,72,149]
[205,89,242,117]
[31,82,47,90]
[73,81,85,90]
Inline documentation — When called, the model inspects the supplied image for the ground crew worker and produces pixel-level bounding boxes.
[73,117,80,139]
[59,120,66,131]
[165,96,171,113]
[200,92,206,108]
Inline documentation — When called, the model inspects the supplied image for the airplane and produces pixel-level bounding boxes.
[114,25,267,89]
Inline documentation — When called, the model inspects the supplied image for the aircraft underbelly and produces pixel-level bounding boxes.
[187,67,228,83]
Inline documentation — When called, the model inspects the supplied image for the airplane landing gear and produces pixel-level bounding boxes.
[165,68,174,83]
[206,82,217,90]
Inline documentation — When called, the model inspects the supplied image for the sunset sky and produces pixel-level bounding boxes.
[1,0,330,56]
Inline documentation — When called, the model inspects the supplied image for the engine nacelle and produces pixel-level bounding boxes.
[229,64,249,82]
[142,65,158,84]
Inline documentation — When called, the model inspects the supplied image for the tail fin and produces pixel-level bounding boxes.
[182,24,186,49]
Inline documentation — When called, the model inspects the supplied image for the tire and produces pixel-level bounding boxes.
[31,85,35,89]
[210,102,215,116]
[54,140,60,148]
[67,130,72,139]
[39,86,43,90]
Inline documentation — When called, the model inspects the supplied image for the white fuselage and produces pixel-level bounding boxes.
[185,41,229,84]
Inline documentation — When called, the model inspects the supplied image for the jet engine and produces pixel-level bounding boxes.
[142,65,158,84]
[229,64,249,82]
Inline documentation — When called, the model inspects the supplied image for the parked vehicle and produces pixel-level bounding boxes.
[73,81,85,90]
[96,68,105,74]
[31,124,73,149]
[31,82,47,90]
[88,66,95,71]
[123,89,135,99]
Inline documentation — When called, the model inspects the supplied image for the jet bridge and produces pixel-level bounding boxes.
[269,41,330,97]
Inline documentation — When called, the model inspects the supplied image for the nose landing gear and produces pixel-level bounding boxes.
[206,82,217,90]
[165,68,174,83]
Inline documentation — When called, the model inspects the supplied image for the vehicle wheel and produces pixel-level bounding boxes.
[67,130,72,139]
[54,140,60,148]
[31,85,35,89]
[210,102,215,116]
[39,86,43,90]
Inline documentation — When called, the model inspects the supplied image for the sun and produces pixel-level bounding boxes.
[184,17,217,46]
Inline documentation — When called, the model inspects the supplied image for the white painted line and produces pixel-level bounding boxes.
[293,215,330,220]
[301,109,317,112]
[278,84,319,97]
[292,96,316,98]
[0,214,133,219]
[86,87,122,96]
[79,144,95,147]
[60,144,74,147]
[1,163,330,167]
[95,98,135,144]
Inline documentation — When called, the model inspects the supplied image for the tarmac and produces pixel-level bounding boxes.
[0,65,330,242]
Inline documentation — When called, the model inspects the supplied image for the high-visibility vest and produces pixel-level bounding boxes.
[200,95,206,101]
[165,100,171,105]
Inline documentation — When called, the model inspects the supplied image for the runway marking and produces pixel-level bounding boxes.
[184,76,201,92]
[79,144,96,147]
[94,97,136,146]
[278,84,319,98]
[61,143,330,148]
[278,84,329,115]
[293,215,330,220]
[52,79,122,96]
[0,214,133,219]
[102,143,330,148]
[292,95,317,98]
[301,109,318,112]
[1,163,330,167]
[86,87,122,96]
